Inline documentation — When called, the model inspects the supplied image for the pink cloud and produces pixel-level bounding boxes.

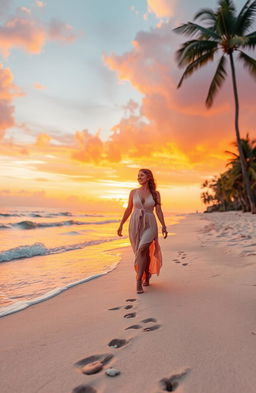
[0,12,77,57]
[0,64,23,136]
[123,99,140,115]
[47,19,77,43]
[0,16,45,56]
[0,101,15,136]
[20,7,31,14]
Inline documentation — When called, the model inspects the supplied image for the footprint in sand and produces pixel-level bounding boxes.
[126,298,137,302]
[182,263,188,266]
[124,312,136,319]
[141,318,161,332]
[159,368,191,391]
[108,306,122,311]
[74,353,113,375]
[124,305,133,310]
[108,338,128,348]
[141,318,157,323]
[144,325,161,332]
[72,385,97,393]
[125,324,142,330]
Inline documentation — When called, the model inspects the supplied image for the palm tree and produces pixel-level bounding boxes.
[173,0,256,213]
[225,134,256,209]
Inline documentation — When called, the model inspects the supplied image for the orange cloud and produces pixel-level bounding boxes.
[73,129,104,163]
[35,133,51,147]
[33,82,45,89]
[103,21,255,167]
[147,0,176,18]
[35,1,45,8]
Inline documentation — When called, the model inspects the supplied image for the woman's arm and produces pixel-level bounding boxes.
[155,191,168,239]
[117,190,134,236]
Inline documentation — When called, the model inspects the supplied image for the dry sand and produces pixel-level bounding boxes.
[0,213,255,393]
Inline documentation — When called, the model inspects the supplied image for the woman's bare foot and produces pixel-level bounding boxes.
[143,272,151,286]
[137,280,144,294]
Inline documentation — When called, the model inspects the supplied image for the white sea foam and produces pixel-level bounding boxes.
[0,243,48,262]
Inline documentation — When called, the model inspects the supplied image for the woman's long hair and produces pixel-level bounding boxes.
[140,168,159,206]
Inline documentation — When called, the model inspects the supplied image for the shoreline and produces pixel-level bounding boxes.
[0,245,127,319]
[0,215,183,319]
[1,213,255,393]
[0,263,119,319]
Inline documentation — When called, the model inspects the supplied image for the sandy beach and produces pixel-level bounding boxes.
[1,212,256,393]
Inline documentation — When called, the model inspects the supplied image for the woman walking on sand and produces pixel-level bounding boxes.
[117,169,168,294]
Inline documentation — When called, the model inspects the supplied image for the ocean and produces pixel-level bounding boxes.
[0,207,181,318]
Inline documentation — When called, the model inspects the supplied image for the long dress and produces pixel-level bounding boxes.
[128,189,162,279]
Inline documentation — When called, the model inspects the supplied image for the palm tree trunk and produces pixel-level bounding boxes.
[229,52,256,213]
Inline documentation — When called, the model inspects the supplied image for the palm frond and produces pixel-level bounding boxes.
[206,55,227,107]
[173,22,220,40]
[218,0,236,13]
[238,50,256,79]
[225,150,239,158]
[244,31,256,49]
[176,40,218,67]
[194,8,217,27]
[177,50,217,88]
[216,0,236,36]
[236,0,256,35]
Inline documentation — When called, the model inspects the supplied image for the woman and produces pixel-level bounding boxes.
[117,169,168,294]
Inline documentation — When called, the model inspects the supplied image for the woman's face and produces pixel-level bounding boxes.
[137,171,148,185]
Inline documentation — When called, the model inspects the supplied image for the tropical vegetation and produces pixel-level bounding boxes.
[173,0,256,213]
[201,135,256,212]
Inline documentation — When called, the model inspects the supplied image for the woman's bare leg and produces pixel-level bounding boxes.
[135,243,151,281]
[143,246,151,286]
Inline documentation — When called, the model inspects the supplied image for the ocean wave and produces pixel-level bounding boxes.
[0,213,21,217]
[0,219,119,230]
[0,238,117,263]
[0,211,102,218]
[0,211,73,218]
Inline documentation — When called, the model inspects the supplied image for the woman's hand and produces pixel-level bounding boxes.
[117,225,123,237]
[162,226,168,239]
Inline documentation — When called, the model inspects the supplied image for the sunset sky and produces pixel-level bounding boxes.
[1,0,255,213]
